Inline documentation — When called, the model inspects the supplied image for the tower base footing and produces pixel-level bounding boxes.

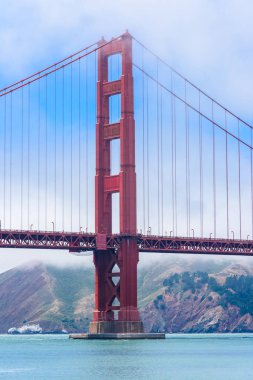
[89,321,144,334]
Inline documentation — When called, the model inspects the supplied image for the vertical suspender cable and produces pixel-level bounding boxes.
[78,58,81,232]
[3,94,6,229]
[142,48,145,233]
[251,128,253,239]
[38,78,41,230]
[62,68,65,231]
[212,101,216,238]
[86,58,89,231]
[238,120,242,239]
[70,61,73,232]
[157,60,160,235]
[171,72,175,235]
[225,111,229,238]
[54,68,57,230]
[188,102,191,235]
[28,84,30,230]
[161,88,164,235]
[45,76,48,230]
[199,92,203,237]
[185,81,188,235]
[146,77,150,232]
[174,91,177,235]
[10,92,12,229]
[21,85,24,229]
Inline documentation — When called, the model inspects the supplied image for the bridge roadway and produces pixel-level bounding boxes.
[0,229,252,256]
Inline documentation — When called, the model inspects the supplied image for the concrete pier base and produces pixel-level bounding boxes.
[69,333,165,340]
[89,321,144,334]
[69,320,165,339]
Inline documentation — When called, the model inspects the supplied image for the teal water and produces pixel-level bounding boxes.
[0,334,252,379]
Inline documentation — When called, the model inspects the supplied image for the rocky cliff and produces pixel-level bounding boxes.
[141,264,253,333]
[0,259,253,333]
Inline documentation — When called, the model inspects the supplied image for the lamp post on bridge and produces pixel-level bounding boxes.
[51,222,55,232]
[170,230,173,237]
[191,228,195,238]
[30,224,33,230]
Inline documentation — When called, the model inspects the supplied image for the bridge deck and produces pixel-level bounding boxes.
[0,230,252,256]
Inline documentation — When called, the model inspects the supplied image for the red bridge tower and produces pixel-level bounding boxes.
[89,32,143,334]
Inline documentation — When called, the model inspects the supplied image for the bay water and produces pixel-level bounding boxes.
[0,334,252,379]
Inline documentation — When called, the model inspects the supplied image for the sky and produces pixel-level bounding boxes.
[0,0,253,272]
[1,0,253,120]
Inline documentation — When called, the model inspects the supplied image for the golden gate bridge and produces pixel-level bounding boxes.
[0,32,253,334]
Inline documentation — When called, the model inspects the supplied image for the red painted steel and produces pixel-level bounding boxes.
[0,230,97,250]
[93,31,140,324]
[104,175,120,193]
[137,235,253,256]
[104,122,120,140]
[0,230,253,256]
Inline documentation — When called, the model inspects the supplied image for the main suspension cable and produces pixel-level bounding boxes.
[0,41,97,94]
[132,36,253,132]
[133,63,252,150]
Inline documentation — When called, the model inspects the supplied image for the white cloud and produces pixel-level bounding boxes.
[0,248,94,274]
[0,0,253,121]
